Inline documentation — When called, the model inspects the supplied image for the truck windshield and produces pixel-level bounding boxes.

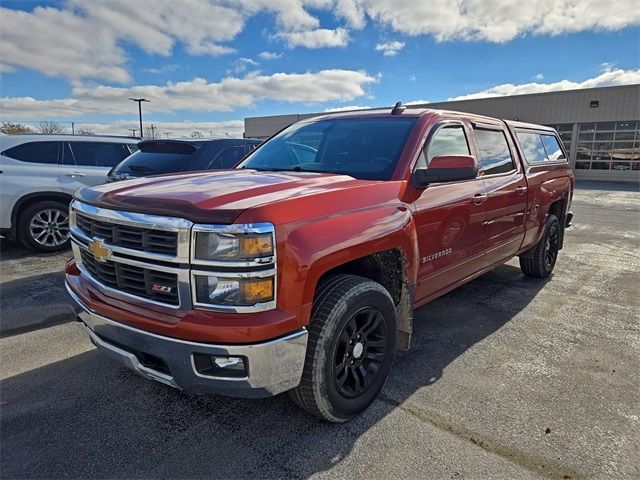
[237,117,417,180]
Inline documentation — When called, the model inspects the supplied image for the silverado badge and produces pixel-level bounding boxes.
[88,239,111,263]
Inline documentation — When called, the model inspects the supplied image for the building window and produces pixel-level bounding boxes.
[575,121,639,171]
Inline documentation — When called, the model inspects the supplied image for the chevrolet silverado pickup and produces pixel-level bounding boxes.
[65,104,574,422]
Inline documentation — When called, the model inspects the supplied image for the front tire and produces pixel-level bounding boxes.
[18,201,70,252]
[520,214,560,278]
[289,274,397,422]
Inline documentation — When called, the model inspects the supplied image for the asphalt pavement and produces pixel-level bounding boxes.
[1,182,638,479]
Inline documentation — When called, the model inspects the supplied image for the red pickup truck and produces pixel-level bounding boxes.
[65,105,574,422]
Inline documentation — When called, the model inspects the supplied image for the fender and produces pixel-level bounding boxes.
[276,204,418,328]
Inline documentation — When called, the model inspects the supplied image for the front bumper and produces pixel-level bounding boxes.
[66,283,308,398]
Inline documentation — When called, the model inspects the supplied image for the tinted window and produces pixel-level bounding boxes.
[516,132,547,163]
[112,150,192,175]
[474,129,514,175]
[239,118,417,181]
[2,141,59,164]
[427,126,470,163]
[540,135,566,161]
[69,142,129,167]
[216,146,246,169]
[290,143,317,163]
[62,142,75,165]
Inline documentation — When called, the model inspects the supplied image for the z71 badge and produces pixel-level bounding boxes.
[422,248,452,263]
[151,284,173,294]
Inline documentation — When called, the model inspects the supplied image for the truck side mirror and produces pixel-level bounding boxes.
[413,155,478,188]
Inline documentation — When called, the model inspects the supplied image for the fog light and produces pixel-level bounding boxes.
[192,353,247,379]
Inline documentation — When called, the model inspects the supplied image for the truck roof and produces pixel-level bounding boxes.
[300,105,557,132]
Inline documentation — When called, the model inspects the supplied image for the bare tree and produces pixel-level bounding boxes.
[191,130,204,138]
[76,128,95,135]
[38,121,66,134]
[144,125,159,139]
[0,122,33,134]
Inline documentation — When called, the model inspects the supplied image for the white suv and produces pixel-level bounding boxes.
[0,135,139,251]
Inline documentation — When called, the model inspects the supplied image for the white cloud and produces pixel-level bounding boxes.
[324,105,371,112]
[274,28,350,48]
[533,73,545,81]
[258,51,283,60]
[359,0,640,42]
[1,6,131,83]
[0,1,243,84]
[406,99,429,105]
[375,40,405,56]
[66,119,247,138]
[228,57,260,74]
[0,69,377,119]
[335,0,366,29]
[448,66,640,100]
[144,64,180,75]
[2,0,639,85]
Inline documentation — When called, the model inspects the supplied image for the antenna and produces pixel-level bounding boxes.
[391,101,406,115]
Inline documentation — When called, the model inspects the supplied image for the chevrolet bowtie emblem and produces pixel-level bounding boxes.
[88,239,111,262]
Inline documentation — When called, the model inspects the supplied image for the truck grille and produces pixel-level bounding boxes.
[80,249,179,305]
[75,213,178,255]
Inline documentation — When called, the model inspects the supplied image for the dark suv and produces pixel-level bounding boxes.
[107,138,260,182]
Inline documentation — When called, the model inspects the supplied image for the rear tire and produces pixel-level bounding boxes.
[520,214,560,278]
[18,201,70,252]
[289,274,397,422]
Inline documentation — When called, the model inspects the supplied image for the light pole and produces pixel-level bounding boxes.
[128,98,150,138]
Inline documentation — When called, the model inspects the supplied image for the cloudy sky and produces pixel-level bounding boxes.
[1,0,639,137]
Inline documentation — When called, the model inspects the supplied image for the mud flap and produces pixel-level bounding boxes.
[396,282,414,351]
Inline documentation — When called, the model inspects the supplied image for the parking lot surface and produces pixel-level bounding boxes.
[1,182,638,479]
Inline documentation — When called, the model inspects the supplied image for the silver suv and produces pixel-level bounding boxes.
[0,134,139,251]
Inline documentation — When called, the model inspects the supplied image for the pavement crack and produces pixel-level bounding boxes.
[377,393,581,480]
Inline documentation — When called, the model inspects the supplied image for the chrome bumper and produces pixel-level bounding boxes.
[66,283,308,398]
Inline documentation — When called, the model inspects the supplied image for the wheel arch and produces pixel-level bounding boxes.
[9,191,73,239]
[311,247,415,350]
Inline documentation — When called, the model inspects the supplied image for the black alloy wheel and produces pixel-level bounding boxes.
[333,307,388,398]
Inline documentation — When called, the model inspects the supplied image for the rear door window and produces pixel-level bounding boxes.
[515,132,547,163]
[516,131,567,163]
[474,129,515,175]
[540,134,566,162]
[2,141,59,164]
[68,142,129,167]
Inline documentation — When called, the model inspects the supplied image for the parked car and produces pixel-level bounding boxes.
[0,134,139,251]
[107,138,260,182]
[65,105,574,422]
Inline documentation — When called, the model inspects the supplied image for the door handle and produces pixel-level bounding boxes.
[65,172,86,177]
[472,193,488,205]
[515,186,527,195]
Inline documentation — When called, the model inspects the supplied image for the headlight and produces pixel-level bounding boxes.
[190,223,277,311]
[192,223,274,263]
[193,274,275,307]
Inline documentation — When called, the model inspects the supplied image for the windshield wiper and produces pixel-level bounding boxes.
[245,166,304,172]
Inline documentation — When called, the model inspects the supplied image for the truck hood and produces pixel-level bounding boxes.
[75,169,400,224]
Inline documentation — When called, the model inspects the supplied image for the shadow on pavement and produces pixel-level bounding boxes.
[0,263,550,479]
[0,271,73,338]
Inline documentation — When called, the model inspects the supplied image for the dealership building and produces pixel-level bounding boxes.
[244,84,640,183]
